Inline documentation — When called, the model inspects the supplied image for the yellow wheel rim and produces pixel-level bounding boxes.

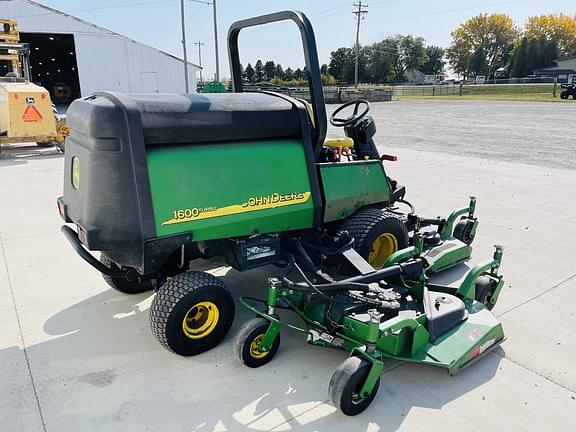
[182,301,219,339]
[368,233,398,269]
[249,334,269,359]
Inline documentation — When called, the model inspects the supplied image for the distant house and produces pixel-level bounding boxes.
[405,69,426,84]
[405,70,446,85]
[534,56,576,83]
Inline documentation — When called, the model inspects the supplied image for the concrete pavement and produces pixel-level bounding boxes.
[1,101,576,431]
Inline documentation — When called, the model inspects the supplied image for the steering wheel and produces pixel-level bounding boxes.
[330,99,370,127]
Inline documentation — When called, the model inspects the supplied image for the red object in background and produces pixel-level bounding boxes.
[381,154,398,162]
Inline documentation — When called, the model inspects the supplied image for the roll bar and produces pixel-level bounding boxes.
[227,10,327,155]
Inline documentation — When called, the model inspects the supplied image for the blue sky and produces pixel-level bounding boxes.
[36,0,576,79]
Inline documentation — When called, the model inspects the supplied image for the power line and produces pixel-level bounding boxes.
[353,1,368,87]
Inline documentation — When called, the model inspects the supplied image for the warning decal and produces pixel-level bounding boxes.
[23,105,43,122]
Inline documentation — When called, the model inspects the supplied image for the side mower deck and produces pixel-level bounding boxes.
[235,233,505,416]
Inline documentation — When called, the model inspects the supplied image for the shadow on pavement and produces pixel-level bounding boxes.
[0,262,502,431]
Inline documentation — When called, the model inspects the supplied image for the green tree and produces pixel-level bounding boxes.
[510,37,529,77]
[254,60,264,82]
[420,45,445,75]
[525,13,576,56]
[274,64,285,80]
[284,67,294,81]
[244,62,255,82]
[447,13,518,79]
[320,64,328,75]
[392,35,427,81]
[263,60,276,81]
[328,47,353,81]
[527,37,543,72]
[468,47,488,77]
[367,39,397,83]
[293,68,305,80]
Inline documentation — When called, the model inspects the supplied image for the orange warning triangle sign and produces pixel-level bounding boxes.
[23,104,43,122]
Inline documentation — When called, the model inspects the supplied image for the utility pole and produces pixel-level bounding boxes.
[180,0,189,92]
[193,41,205,83]
[353,1,368,88]
[213,0,220,82]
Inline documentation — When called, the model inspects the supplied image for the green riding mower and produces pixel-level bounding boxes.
[234,232,505,415]
[58,11,481,358]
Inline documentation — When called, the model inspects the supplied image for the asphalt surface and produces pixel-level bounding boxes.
[1,100,576,431]
[347,100,576,170]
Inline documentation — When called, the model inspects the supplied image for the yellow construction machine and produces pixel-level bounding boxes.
[0,19,68,155]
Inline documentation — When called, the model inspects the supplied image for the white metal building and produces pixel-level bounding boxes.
[1,0,200,102]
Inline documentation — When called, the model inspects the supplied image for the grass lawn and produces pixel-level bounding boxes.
[393,83,576,103]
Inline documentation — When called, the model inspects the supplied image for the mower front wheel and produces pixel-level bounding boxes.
[329,356,380,416]
[150,271,234,356]
[340,208,409,270]
[475,276,497,310]
[453,218,476,245]
[234,317,280,368]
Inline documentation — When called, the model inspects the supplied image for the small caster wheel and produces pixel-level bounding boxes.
[453,218,476,245]
[329,356,380,416]
[475,276,497,311]
[234,317,280,368]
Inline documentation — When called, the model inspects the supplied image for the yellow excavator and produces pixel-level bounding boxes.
[0,19,68,155]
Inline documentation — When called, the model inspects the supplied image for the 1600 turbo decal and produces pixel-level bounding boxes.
[161,192,311,226]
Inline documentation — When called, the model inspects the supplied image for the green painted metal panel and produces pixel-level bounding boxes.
[320,162,390,223]
[147,140,314,241]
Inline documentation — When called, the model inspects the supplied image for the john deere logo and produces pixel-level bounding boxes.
[162,191,311,226]
[25,97,35,104]
[71,157,80,189]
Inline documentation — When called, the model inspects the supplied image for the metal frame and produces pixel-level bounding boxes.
[228,10,327,158]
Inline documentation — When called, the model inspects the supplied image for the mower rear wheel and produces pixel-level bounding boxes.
[453,218,476,245]
[150,271,234,356]
[560,91,568,100]
[475,276,497,310]
[329,356,380,416]
[234,317,280,368]
[340,208,409,269]
[100,255,154,294]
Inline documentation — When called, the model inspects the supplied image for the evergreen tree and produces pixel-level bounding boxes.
[511,37,529,77]
[320,64,328,74]
[284,67,294,81]
[274,64,285,80]
[527,37,543,73]
[263,60,276,81]
[468,47,488,77]
[244,62,255,82]
[293,68,304,80]
[254,60,264,82]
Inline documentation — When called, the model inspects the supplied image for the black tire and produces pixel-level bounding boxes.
[233,317,280,368]
[340,208,409,269]
[100,255,154,294]
[560,91,568,100]
[329,356,380,416]
[475,276,496,310]
[150,271,234,356]
[453,218,476,245]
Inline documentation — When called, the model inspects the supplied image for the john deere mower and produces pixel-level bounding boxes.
[58,11,482,358]
[234,232,505,415]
